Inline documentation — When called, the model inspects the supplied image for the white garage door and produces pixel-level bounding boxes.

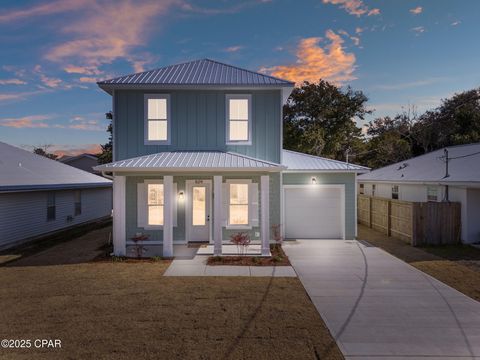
[284,186,344,239]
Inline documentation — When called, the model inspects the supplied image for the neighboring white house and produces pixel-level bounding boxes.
[59,153,100,174]
[0,142,113,250]
[358,143,480,244]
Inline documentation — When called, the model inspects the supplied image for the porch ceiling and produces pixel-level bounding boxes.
[94,151,285,173]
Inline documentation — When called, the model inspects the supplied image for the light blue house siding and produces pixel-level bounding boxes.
[122,172,280,247]
[282,172,357,239]
[114,90,282,163]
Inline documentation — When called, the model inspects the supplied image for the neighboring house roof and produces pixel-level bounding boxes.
[94,151,286,172]
[282,149,369,173]
[59,153,98,163]
[0,142,111,192]
[97,58,294,89]
[358,143,480,185]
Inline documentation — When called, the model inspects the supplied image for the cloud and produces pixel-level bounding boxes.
[355,27,364,34]
[322,0,380,17]
[0,0,88,22]
[451,21,461,26]
[68,116,105,131]
[410,6,423,15]
[411,26,425,35]
[63,65,102,75]
[51,143,103,157]
[78,77,98,83]
[224,45,244,53]
[0,78,27,85]
[33,65,63,88]
[373,78,447,91]
[338,30,361,47]
[0,115,51,128]
[261,30,357,85]
[0,89,52,102]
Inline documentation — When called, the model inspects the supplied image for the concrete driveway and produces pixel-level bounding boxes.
[283,240,480,359]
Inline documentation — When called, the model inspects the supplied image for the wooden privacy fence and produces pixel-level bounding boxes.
[358,194,461,246]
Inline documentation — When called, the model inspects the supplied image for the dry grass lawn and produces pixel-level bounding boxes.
[359,225,480,301]
[0,227,343,360]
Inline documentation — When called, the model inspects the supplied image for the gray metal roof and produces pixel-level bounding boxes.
[282,150,369,172]
[94,151,285,172]
[358,143,480,184]
[97,59,294,87]
[0,142,111,192]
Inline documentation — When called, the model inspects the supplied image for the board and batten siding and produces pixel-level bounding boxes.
[283,173,356,239]
[114,90,281,163]
[0,187,112,249]
[123,173,280,244]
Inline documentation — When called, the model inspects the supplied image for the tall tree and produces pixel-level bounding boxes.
[97,111,113,164]
[283,80,371,161]
[33,145,58,160]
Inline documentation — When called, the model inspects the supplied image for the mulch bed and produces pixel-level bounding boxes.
[207,244,291,266]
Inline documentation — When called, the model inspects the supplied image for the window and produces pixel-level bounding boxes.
[359,183,365,195]
[144,94,170,144]
[192,186,206,226]
[427,186,438,202]
[74,190,82,216]
[392,185,399,200]
[226,94,251,144]
[147,183,164,225]
[229,183,249,225]
[47,192,56,221]
[372,184,376,197]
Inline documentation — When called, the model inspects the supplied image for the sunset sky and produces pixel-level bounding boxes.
[1,0,479,156]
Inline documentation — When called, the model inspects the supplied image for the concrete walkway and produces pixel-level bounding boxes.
[283,240,480,359]
[163,252,296,277]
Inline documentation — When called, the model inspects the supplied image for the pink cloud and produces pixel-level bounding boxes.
[64,65,102,75]
[0,0,89,23]
[322,0,380,17]
[224,45,244,53]
[0,78,27,85]
[78,77,97,83]
[410,6,423,15]
[1,115,51,128]
[261,30,356,85]
[52,143,102,157]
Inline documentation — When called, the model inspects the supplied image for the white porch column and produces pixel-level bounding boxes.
[163,175,174,257]
[213,175,223,256]
[112,175,126,256]
[261,175,270,256]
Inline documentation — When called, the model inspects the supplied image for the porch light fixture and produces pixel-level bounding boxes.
[311,177,317,185]
[178,191,185,201]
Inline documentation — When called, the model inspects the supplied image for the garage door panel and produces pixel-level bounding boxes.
[284,187,343,239]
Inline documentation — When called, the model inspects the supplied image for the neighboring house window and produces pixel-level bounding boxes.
[47,192,56,221]
[359,183,364,195]
[226,94,251,144]
[229,183,249,225]
[74,190,82,216]
[147,183,164,226]
[372,184,376,196]
[392,185,399,200]
[144,94,170,144]
[427,186,438,202]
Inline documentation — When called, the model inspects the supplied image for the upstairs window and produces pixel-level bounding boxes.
[47,192,56,221]
[145,94,170,144]
[226,94,251,144]
[359,183,364,195]
[74,190,82,216]
[427,186,438,202]
[392,185,399,200]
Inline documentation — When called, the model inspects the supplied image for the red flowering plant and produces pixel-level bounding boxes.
[230,232,251,256]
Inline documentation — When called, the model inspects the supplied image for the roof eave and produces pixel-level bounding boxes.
[0,182,112,193]
[94,166,286,173]
[284,169,370,173]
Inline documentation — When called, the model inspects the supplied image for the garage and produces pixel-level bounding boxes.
[283,185,345,239]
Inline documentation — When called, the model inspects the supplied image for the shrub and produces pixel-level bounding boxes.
[230,232,251,256]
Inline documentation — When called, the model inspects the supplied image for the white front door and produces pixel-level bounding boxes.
[186,180,212,242]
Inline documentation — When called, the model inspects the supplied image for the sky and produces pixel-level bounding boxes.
[0,0,479,156]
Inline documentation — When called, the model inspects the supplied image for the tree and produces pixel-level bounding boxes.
[97,111,113,164]
[283,80,371,161]
[33,145,58,160]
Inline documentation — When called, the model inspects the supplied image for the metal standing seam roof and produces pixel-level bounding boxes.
[94,151,286,172]
[358,142,480,184]
[97,59,294,87]
[0,142,111,192]
[282,149,370,172]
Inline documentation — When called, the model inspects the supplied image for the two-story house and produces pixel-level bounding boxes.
[95,59,368,257]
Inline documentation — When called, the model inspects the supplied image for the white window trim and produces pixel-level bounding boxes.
[226,179,252,230]
[427,186,438,202]
[144,179,164,230]
[225,94,252,145]
[144,94,171,145]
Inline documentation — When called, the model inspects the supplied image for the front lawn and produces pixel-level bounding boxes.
[359,225,480,301]
[0,228,343,359]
